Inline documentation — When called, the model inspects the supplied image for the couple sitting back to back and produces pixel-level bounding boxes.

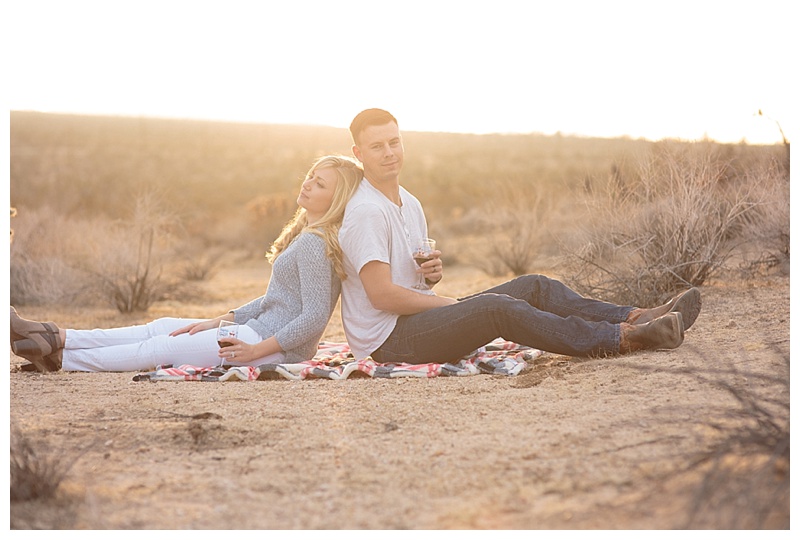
[11,109,700,372]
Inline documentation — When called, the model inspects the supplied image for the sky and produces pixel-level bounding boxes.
[3,0,796,144]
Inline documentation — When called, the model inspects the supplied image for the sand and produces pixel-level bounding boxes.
[9,264,790,529]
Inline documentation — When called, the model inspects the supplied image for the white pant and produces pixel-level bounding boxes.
[62,317,286,372]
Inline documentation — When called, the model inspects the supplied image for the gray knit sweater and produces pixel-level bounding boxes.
[231,232,340,363]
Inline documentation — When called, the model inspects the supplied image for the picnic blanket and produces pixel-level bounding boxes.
[132,339,541,382]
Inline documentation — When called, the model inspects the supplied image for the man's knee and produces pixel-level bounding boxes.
[467,292,523,312]
[503,273,550,296]
[516,273,547,286]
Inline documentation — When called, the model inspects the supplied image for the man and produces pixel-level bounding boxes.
[338,108,700,364]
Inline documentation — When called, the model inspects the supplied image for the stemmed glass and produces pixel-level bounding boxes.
[412,238,436,290]
[216,320,239,366]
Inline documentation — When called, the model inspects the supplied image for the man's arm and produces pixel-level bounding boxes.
[360,261,456,315]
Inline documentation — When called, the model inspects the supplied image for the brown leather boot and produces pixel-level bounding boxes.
[620,312,684,353]
[626,288,701,330]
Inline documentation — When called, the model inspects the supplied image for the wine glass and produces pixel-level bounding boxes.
[412,238,436,290]
[216,320,239,366]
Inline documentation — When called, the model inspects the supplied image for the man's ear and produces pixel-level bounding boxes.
[352,144,363,163]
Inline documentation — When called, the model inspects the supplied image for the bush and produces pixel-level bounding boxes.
[563,142,771,305]
[10,208,94,306]
[457,176,555,277]
[738,161,790,273]
[11,193,185,312]
[81,192,182,312]
[10,425,78,501]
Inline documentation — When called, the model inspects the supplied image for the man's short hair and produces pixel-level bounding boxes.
[349,109,398,145]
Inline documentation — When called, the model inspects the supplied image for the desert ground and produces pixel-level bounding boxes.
[9,260,790,530]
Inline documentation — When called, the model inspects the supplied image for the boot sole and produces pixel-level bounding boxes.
[671,288,701,330]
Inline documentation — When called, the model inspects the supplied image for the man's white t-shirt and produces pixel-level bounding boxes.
[338,178,433,360]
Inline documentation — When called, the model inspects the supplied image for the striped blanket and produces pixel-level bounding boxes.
[132,339,540,382]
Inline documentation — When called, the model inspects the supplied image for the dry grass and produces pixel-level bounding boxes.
[12,113,788,310]
[10,424,88,502]
[562,141,788,305]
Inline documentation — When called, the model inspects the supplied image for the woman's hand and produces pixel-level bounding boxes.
[170,319,219,337]
[170,313,235,337]
[218,337,259,363]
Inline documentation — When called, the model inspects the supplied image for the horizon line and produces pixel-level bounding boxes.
[9,108,785,147]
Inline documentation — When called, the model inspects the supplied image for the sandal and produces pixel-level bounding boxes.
[10,309,63,357]
[10,308,64,372]
[10,307,26,344]
[11,342,62,372]
[12,322,61,355]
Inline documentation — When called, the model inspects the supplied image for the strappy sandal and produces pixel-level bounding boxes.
[12,322,61,355]
[17,360,59,373]
[10,308,64,372]
[11,344,62,372]
[11,307,63,353]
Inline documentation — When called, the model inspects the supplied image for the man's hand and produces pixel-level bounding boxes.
[418,249,444,286]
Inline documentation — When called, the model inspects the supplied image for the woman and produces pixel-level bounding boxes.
[11,155,363,372]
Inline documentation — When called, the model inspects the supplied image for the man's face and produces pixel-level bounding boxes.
[353,121,404,184]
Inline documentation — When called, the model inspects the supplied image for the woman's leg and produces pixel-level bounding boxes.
[65,318,203,349]
[62,323,267,372]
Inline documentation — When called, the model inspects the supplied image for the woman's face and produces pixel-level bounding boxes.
[297,167,339,223]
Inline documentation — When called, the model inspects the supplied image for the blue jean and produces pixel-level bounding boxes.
[371,274,634,364]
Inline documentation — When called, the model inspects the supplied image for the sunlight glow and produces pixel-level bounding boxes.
[5,0,794,144]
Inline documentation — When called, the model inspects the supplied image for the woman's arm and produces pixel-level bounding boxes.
[216,234,337,361]
[230,295,267,324]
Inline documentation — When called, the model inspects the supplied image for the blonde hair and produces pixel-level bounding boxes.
[267,155,363,280]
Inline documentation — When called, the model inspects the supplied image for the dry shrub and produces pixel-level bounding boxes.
[456,177,555,276]
[737,162,790,274]
[10,425,80,502]
[175,241,224,281]
[11,193,186,312]
[563,142,771,305]
[10,207,94,305]
[79,192,183,312]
